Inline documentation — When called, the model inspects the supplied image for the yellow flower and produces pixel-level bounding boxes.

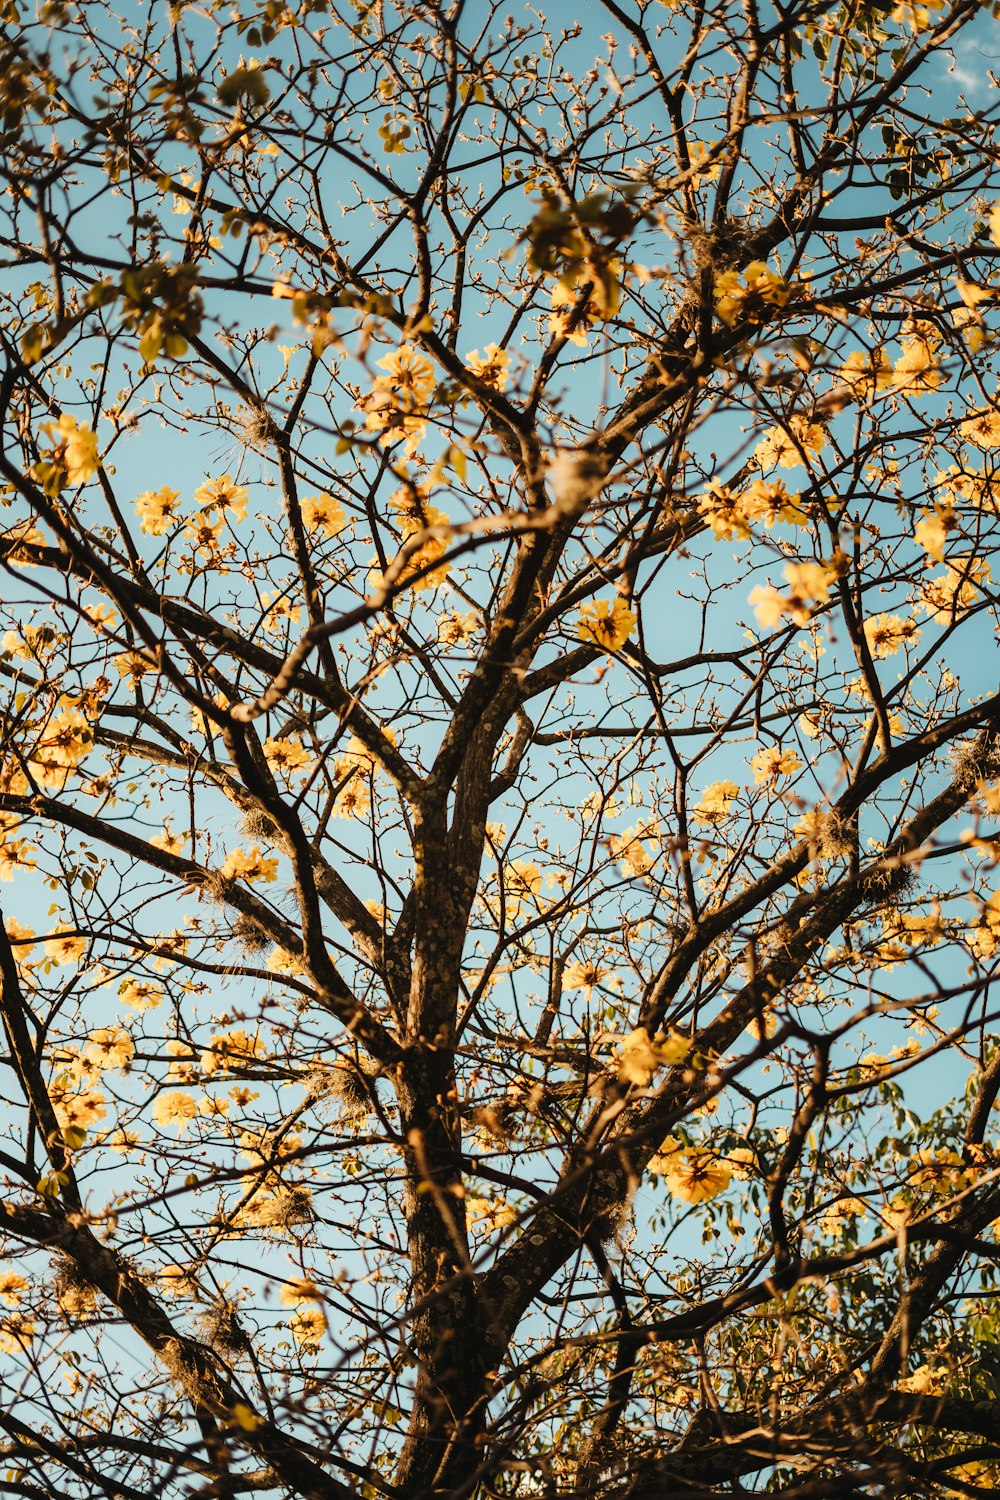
[563,958,608,996]
[0,838,37,881]
[692,780,739,826]
[85,1026,135,1071]
[840,348,893,398]
[184,513,225,554]
[2,522,45,568]
[466,343,511,389]
[44,926,87,965]
[437,611,479,646]
[548,280,598,345]
[617,1026,690,1087]
[33,709,93,770]
[261,591,304,633]
[200,1029,263,1076]
[151,1091,199,1133]
[268,945,306,977]
[0,1314,37,1354]
[892,325,943,395]
[150,825,185,855]
[896,1363,946,1394]
[289,1305,327,1347]
[134,486,181,535]
[504,860,542,906]
[466,1196,518,1232]
[748,584,788,630]
[119,978,162,1012]
[959,406,1000,450]
[863,612,921,659]
[750,746,802,784]
[220,846,279,883]
[909,1147,969,1193]
[192,474,249,521]
[576,596,636,652]
[0,1271,28,1306]
[741,478,807,529]
[609,823,659,879]
[687,138,721,185]
[920,555,991,624]
[332,774,372,819]
[356,345,436,455]
[714,260,792,326]
[300,492,347,533]
[36,413,100,490]
[754,416,826,471]
[5,919,35,966]
[116,650,157,686]
[53,1087,107,1131]
[697,480,750,541]
[279,1277,323,1307]
[264,736,313,777]
[656,1145,732,1203]
[752,560,836,630]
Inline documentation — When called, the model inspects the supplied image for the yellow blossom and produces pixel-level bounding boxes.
[914,509,951,562]
[134,487,181,535]
[0,1272,28,1306]
[44,926,87,965]
[697,479,749,541]
[892,325,943,394]
[750,746,802,784]
[184,513,225,554]
[151,1091,199,1133]
[264,737,313,777]
[268,945,306,977]
[551,277,605,343]
[754,416,826,471]
[289,1305,327,1347]
[692,780,740,826]
[279,1277,323,1307]
[657,1146,732,1203]
[150,825,185,855]
[576,597,636,652]
[863,612,921,659]
[959,405,1000,450]
[192,474,249,521]
[466,1196,518,1232]
[896,1363,946,1394]
[53,1087,106,1131]
[437,611,479,646]
[920,555,991,624]
[119,978,162,1012]
[563,958,608,996]
[201,1029,263,1076]
[0,1315,37,1354]
[220,846,279,883]
[465,343,511,389]
[35,413,100,491]
[609,823,659,879]
[32,708,93,773]
[300,492,347,534]
[714,260,792,327]
[261,591,304,633]
[356,345,435,455]
[0,838,37,881]
[617,1026,690,1087]
[840,348,893,398]
[85,1027,135,1071]
[504,860,543,907]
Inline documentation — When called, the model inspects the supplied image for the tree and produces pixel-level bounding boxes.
[3,0,1000,1494]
